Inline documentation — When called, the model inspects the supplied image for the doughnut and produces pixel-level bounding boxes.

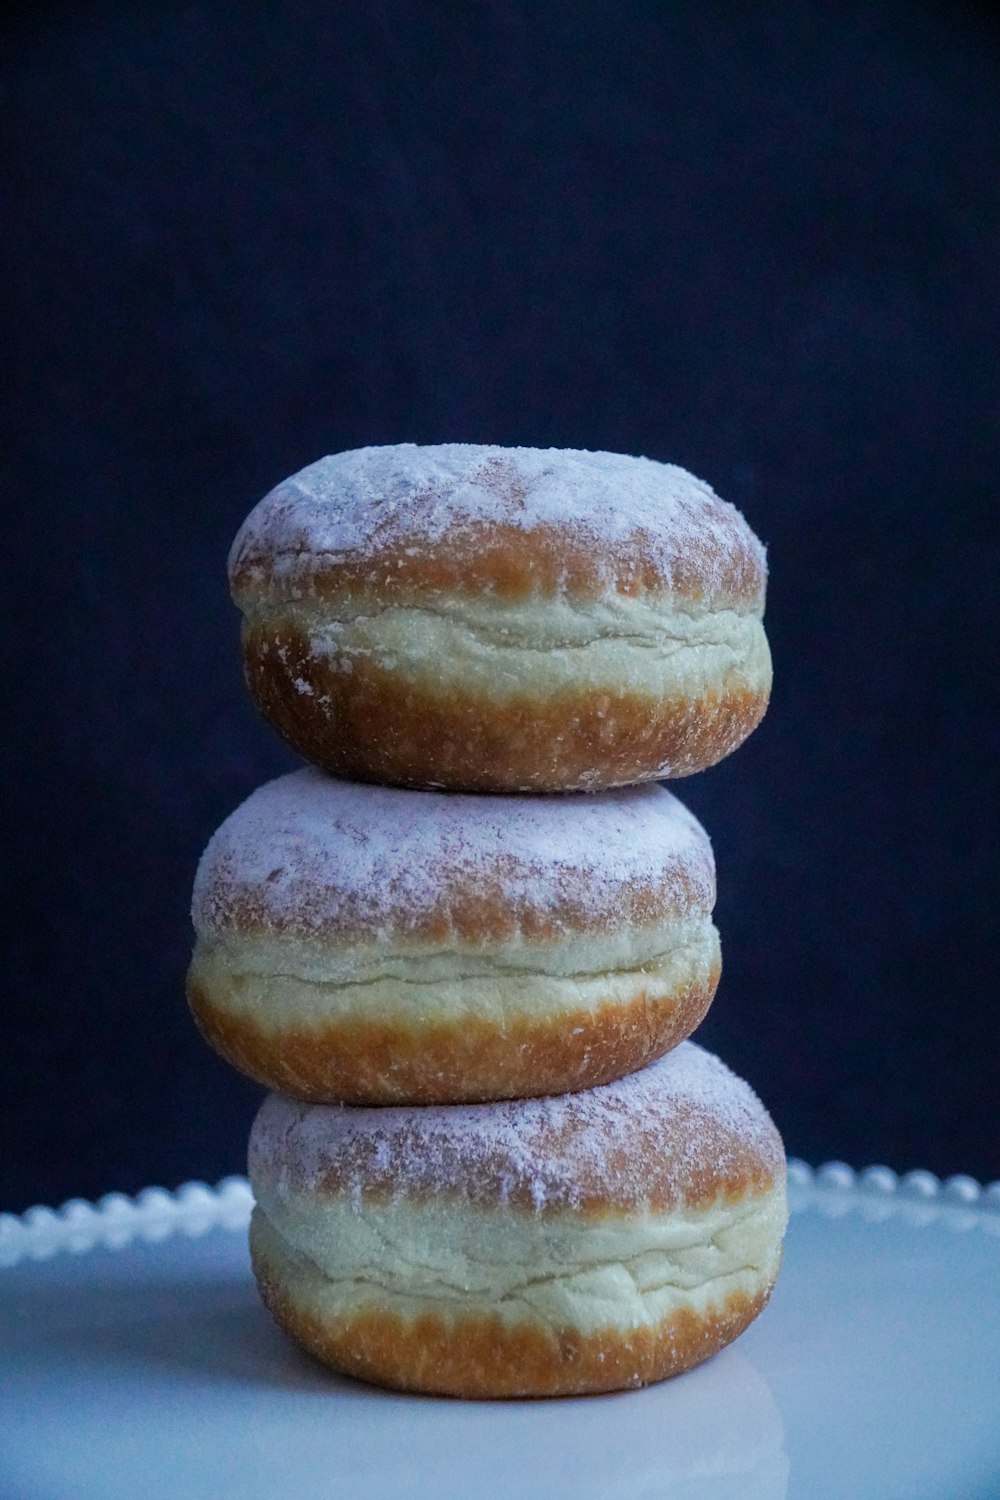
[187,768,721,1104]
[228,443,771,791]
[247,1041,788,1398]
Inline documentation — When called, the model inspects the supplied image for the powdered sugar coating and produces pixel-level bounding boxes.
[192,768,715,941]
[249,1042,785,1214]
[229,443,766,603]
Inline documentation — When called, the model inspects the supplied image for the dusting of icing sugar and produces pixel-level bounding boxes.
[191,768,715,939]
[228,444,765,599]
[248,1042,785,1214]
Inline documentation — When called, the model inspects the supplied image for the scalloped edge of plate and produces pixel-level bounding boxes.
[2,1160,998,1268]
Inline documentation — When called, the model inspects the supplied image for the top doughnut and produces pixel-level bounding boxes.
[230,444,771,792]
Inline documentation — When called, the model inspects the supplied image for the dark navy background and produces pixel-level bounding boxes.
[4,1,999,1210]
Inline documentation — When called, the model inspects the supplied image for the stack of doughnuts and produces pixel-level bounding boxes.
[188,443,787,1398]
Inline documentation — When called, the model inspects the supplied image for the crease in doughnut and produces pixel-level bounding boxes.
[188,770,722,1103]
[229,444,771,790]
[247,1043,788,1397]
[280,594,765,644]
[250,1189,784,1323]
[245,603,770,720]
[249,1194,784,1365]
[189,923,719,1018]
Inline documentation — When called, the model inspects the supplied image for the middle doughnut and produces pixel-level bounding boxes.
[188,768,721,1104]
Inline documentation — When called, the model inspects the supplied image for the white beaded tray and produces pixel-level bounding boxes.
[2,1162,998,1500]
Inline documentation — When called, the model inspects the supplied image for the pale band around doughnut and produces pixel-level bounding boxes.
[188,769,721,1104]
[228,444,772,792]
[248,1042,788,1398]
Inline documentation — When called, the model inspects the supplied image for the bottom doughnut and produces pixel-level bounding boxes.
[248,1042,787,1399]
[249,1207,781,1399]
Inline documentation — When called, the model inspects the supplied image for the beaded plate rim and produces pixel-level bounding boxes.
[1,1160,998,1269]
[5,1158,1000,1266]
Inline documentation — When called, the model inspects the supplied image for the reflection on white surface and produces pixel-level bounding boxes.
[2,1163,999,1500]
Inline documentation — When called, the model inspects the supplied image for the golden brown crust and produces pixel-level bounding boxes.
[247,1042,784,1215]
[199,871,712,944]
[240,620,769,792]
[187,966,719,1105]
[231,514,766,610]
[249,1218,777,1398]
